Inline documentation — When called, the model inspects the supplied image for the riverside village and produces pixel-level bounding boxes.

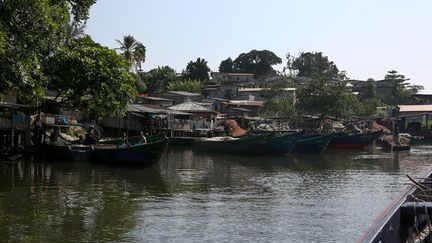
[1,1,432,242]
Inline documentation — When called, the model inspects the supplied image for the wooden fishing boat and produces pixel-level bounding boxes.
[41,143,93,162]
[92,135,168,165]
[292,133,334,153]
[381,140,411,152]
[264,131,304,154]
[194,133,274,155]
[358,170,432,243]
[168,137,204,146]
[328,131,378,149]
[98,134,162,145]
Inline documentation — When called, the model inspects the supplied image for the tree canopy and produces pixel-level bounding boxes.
[0,0,96,101]
[381,70,423,105]
[297,76,360,119]
[141,66,178,93]
[219,58,234,73]
[182,58,210,81]
[116,35,146,71]
[44,36,136,117]
[260,78,297,119]
[288,52,346,80]
[167,79,203,93]
[233,50,282,77]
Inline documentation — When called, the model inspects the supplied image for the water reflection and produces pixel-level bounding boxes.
[0,145,432,242]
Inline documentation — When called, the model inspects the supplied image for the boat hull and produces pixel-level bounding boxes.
[194,134,274,155]
[292,133,333,153]
[41,143,93,162]
[381,141,411,152]
[328,132,376,149]
[92,138,168,165]
[358,169,432,243]
[264,132,303,154]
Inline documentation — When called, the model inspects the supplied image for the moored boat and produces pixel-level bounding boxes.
[292,133,334,153]
[328,131,378,149]
[380,139,411,152]
[264,131,304,154]
[92,135,168,165]
[194,133,274,155]
[41,143,93,162]
[358,170,432,243]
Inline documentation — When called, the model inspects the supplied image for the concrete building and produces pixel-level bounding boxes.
[156,91,202,105]
[211,72,255,84]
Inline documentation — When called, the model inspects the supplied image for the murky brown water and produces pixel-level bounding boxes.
[1,145,432,242]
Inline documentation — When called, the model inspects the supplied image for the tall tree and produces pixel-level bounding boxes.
[297,75,361,119]
[288,52,345,80]
[361,78,377,100]
[219,58,234,73]
[260,78,297,119]
[233,49,282,77]
[182,58,210,81]
[116,35,146,71]
[44,36,136,117]
[142,66,178,93]
[382,70,423,105]
[0,0,96,102]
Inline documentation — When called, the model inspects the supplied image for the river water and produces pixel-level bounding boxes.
[1,145,432,242]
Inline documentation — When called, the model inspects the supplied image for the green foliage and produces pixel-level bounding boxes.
[297,76,360,119]
[381,70,423,105]
[141,66,178,93]
[167,79,203,93]
[355,98,383,119]
[0,0,95,102]
[361,78,377,100]
[261,77,297,119]
[44,36,136,117]
[116,35,146,71]
[233,49,282,77]
[288,52,346,80]
[219,58,234,73]
[182,58,210,81]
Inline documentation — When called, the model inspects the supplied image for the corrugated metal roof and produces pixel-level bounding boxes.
[399,105,432,112]
[167,102,213,112]
[143,96,172,101]
[225,100,264,106]
[127,104,191,115]
[168,91,201,96]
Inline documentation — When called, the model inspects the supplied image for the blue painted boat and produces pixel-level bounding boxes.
[292,133,334,153]
[264,131,304,154]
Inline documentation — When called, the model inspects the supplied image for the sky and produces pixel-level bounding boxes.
[86,0,432,92]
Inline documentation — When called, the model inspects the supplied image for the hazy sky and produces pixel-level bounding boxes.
[86,0,432,92]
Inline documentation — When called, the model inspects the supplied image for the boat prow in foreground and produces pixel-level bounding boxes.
[358,169,432,243]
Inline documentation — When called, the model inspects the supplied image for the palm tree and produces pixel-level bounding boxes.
[116,35,146,71]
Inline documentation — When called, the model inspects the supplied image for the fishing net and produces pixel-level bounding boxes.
[226,119,246,137]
